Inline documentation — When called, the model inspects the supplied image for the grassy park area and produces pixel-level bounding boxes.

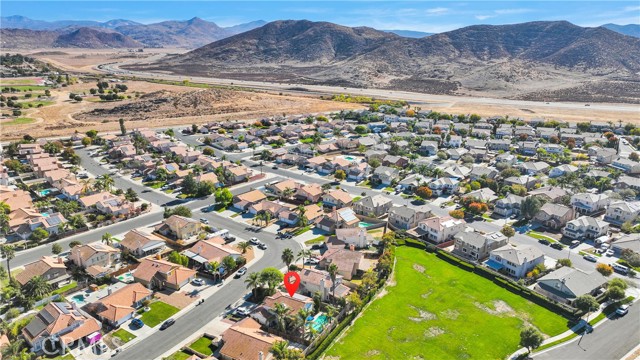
[324,246,569,359]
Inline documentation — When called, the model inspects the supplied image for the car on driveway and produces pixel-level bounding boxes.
[605,249,615,257]
[306,257,319,264]
[131,318,144,328]
[192,278,205,286]
[95,342,109,354]
[250,237,260,245]
[538,239,550,246]
[550,243,564,250]
[235,267,247,277]
[235,307,251,317]
[160,319,175,330]
[583,254,598,262]
[616,304,630,316]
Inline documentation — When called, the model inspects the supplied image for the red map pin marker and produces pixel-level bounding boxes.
[283,271,300,297]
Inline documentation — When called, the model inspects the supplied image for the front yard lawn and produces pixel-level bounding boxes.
[139,301,179,328]
[48,353,74,360]
[325,246,569,360]
[112,328,136,344]
[189,336,216,355]
[51,281,77,295]
[163,350,192,360]
[527,231,558,243]
[293,226,311,236]
[305,235,326,245]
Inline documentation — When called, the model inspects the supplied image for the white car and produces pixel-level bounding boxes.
[95,342,109,353]
[306,257,320,264]
[250,237,260,245]
[605,249,615,257]
[235,307,251,317]
[616,304,630,316]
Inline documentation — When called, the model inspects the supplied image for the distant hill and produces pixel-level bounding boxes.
[0,15,267,48]
[141,20,640,102]
[0,27,143,49]
[602,23,640,38]
[382,29,433,38]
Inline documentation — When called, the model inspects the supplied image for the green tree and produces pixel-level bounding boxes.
[335,169,346,181]
[237,241,252,254]
[125,188,139,202]
[260,267,284,293]
[81,137,92,147]
[519,326,543,353]
[30,227,49,242]
[23,275,53,301]
[328,263,339,301]
[269,340,290,360]
[101,232,113,246]
[215,188,233,206]
[69,240,82,248]
[500,225,515,241]
[281,248,294,269]
[557,258,572,267]
[51,243,62,255]
[182,173,198,195]
[86,129,98,138]
[608,278,628,291]
[521,196,542,220]
[245,272,262,298]
[203,147,214,156]
[1,245,15,280]
[297,249,312,269]
[119,118,126,136]
[164,205,192,218]
[97,174,114,192]
[574,294,599,320]
[606,285,626,301]
[222,255,237,272]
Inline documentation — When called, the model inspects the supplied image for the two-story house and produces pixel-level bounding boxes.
[120,229,166,257]
[388,205,432,230]
[134,258,197,291]
[562,216,609,240]
[88,283,152,327]
[15,256,71,288]
[453,231,508,261]
[372,166,400,186]
[534,203,575,230]
[417,216,466,244]
[155,215,201,240]
[429,177,459,196]
[353,194,393,218]
[70,242,120,277]
[322,189,353,208]
[570,193,610,216]
[487,244,545,279]
[604,201,640,225]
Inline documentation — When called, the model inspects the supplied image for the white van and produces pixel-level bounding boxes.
[612,264,629,275]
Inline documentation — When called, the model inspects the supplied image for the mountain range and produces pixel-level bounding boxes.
[0,16,267,48]
[134,20,640,102]
[602,23,640,38]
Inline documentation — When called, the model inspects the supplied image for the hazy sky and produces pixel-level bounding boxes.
[2,1,639,32]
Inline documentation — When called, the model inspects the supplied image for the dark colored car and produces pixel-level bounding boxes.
[550,243,564,250]
[538,239,550,246]
[160,319,175,330]
[131,318,144,328]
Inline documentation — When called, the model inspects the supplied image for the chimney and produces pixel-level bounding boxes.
[57,257,63,264]
[349,244,355,251]
[259,352,264,360]
[107,287,112,295]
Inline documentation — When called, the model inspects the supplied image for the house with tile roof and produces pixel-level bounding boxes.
[15,212,67,240]
[251,291,314,328]
[232,190,268,211]
[134,258,196,291]
[182,239,242,272]
[120,229,166,257]
[322,189,353,208]
[70,242,120,277]
[353,194,393,218]
[156,215,201,240]
[295,183,324,203]
[88,283,152,327]
[319,243,365,280]
[22,302,101,354]
[15,256,71,287]
[298,267,350,302]
[219,317,284,360]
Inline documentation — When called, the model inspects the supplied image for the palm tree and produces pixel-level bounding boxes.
[273,303,289,333]
[297,249,312,269]
[1,338,25,359]
[296,205,307,227]
[1,245,15,281]
[296,308,311,335]
[23,275,53,300]
[328,263,339,302]
[282,187,295,201]
[80,178,94,195]
[253,212,264,226]
[269,340,290,360]
[244,272,262,298]
[236,241,252,254]
[263,211,272,227]
[98,174,115,192]
[101,232,113,246]
[281,248,294,269]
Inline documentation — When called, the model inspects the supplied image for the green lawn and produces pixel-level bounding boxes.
[3,117,36,126]
[527,231,558,243]
[139,301,179,328]
[293,226,311,236]
[143,181,166,189]
[112,328,136,344]
[52,281,77,295]
[163,350,192,360]
[189,336,216,355]
[1,78,39,85]
[305,235,326,245]
[325,247,570,360]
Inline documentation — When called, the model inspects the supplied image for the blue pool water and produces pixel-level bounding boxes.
[71,294,87,305]
[343,156,356,161]
[39,189,52,196]
[41,212,50,217]
[358,221,373,228]
[307,314,329,332]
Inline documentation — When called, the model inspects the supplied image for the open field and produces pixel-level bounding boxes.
[323,246,569,360]
[0,79,362,141]
[2,117,36,126]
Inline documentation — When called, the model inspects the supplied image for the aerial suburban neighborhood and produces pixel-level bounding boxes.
[1,99,640,360]
[1,2,640,359]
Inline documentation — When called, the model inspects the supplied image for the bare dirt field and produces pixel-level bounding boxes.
[0,80,362,141]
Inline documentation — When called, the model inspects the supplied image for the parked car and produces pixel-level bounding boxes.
[199,218,209,224]
[192,278,205,286]
[569,240,580,248]
[311,244,324,250]
[550,243,564,250]
[538,239,550,246]
[306,257,320,264]
[250,237,260,245]
[235,267,247,277]
[612,263,630,275]
[583,254,597,262]
[95,342,109,354]
[605,249,615,257]
[160,319,175,330]
[258,243,268,250]
[235,307,251,317]
[616,304,630,316]
[131,318,144,328]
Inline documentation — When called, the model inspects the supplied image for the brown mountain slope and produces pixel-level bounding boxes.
[141,20,640,101]
[53,27,142,48]
[115,17,228,48]
[0,28,59,48]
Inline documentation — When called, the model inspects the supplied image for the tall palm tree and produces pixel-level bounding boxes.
[282,187,295,200]
[253,212,264,226]
[328,263,339,302]
[1,245,15,281]
[101,232,113,246]
[273,303,289,333]
[297,249,312,269]
[80,178,94,195]
[244,272,262,298]
[1,338,25,359]
[281,248,294,269]
[236,241,252,254]
[296,308,311,336]
[263,211,272,227]
[296,205,307,227]
[23,275,53,300]
[98,174,115,192]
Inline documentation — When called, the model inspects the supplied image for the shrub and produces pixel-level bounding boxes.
[5,307,20,320]
[596,263,613,276]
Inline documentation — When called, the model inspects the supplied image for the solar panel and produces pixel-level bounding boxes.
[48,216,62,225]
[40,309,56,323]
[339,209,357,223]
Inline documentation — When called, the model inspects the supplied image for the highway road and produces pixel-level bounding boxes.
[97,57,640,115]
[534,303,640,360]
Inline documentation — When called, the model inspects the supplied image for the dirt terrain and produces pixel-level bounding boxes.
[0,80,361,140]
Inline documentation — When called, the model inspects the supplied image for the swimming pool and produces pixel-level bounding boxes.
[358,221,374,228]
[307,313,329,332]
[39,189,53,196]
[41,212,50,217]
[343,156,356,161]
[117,272,134,283]
[71,294,88,305]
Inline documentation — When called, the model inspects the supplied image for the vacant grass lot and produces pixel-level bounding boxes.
[3,117,36,126]
[139,301,179,328]
[324,247,569,360]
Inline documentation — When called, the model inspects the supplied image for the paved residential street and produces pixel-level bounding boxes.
[534,303,640,360]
